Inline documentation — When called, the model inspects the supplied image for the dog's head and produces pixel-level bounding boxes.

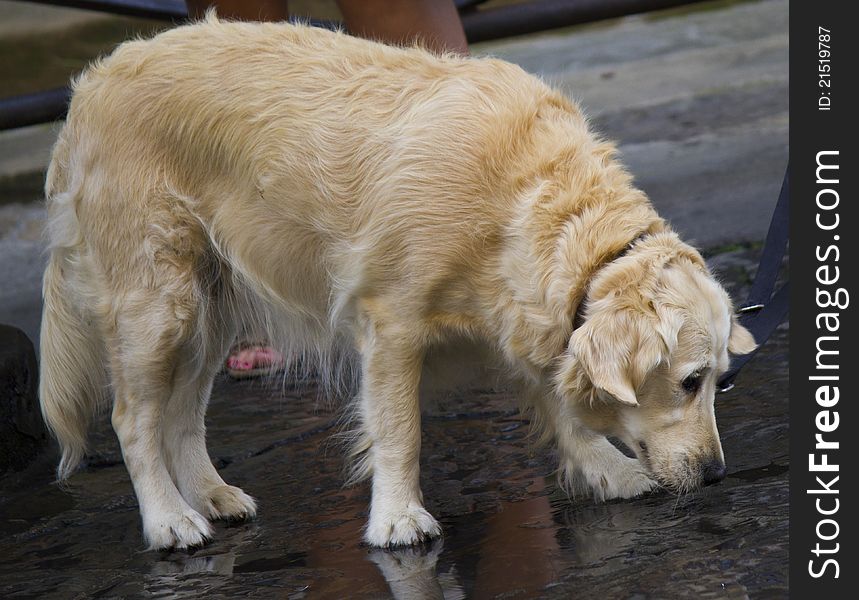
[555,233,756,493]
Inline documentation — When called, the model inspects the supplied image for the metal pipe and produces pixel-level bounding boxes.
[460,0,715,43]
[6,0,334,25]
[1,0,712,130]
[0,88,71,131]
[7,0,187,20]
[9,0,715,37]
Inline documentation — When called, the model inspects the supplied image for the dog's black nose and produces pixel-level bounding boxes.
[702,460,727,486]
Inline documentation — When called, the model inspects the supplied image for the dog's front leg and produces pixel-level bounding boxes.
[357,326,441,547]
[539,396,656,501]
[560,428,657,501]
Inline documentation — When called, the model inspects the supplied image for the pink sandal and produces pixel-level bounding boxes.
[225,343,285,379]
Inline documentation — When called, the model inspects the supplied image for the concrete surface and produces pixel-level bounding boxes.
[0,0,110,37]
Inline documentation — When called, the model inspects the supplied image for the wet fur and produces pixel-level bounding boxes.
[39,16,755,549]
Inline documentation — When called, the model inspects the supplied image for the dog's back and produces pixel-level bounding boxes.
[39,17,578,479]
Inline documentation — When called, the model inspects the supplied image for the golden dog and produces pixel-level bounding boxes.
[39,16,756,549]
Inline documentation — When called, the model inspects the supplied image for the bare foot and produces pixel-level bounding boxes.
[225,343,285,379]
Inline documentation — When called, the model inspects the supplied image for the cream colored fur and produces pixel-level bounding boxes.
[39,16,756,550]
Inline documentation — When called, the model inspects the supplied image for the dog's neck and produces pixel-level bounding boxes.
[487,182,666,375]
[485,107,669,373]
[571,231,650,331]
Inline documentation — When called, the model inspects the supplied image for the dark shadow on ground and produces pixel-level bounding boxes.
[0,245,787,599]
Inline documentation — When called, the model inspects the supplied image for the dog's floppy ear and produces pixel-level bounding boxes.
[563,307,674,407]
[728,316,757,355]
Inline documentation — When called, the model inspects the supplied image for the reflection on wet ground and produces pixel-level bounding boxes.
[0,249,787,599]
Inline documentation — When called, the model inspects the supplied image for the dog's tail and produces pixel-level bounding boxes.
[39,131,108,481]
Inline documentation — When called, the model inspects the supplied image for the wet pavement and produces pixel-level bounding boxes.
[1,0,788,597]
[0,247,789,599]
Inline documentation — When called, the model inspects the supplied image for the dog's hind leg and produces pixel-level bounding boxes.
[161,309,257,522]
[107,295,215,550]
[356,318,441,547]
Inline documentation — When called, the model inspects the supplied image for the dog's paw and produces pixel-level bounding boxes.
[571,455,657,501]
[201,485,258,521]
[601,460,658,500]
[144,508,213,550]
[365,505,442,548]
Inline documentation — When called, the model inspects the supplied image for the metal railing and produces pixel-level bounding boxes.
[1,0,711,131]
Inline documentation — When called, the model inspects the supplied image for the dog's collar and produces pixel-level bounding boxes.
[572,232,650,331]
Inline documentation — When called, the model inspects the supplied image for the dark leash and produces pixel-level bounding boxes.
[717,168,790,393]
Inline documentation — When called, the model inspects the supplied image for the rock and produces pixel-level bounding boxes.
[0,324,46,474]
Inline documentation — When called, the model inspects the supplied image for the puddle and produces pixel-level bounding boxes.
[728,462,789,483]
[0,296,788,598]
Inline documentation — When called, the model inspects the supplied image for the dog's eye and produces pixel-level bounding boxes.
[682,372,702,394]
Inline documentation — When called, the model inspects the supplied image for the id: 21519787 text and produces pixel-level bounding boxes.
[819,26,832,111]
